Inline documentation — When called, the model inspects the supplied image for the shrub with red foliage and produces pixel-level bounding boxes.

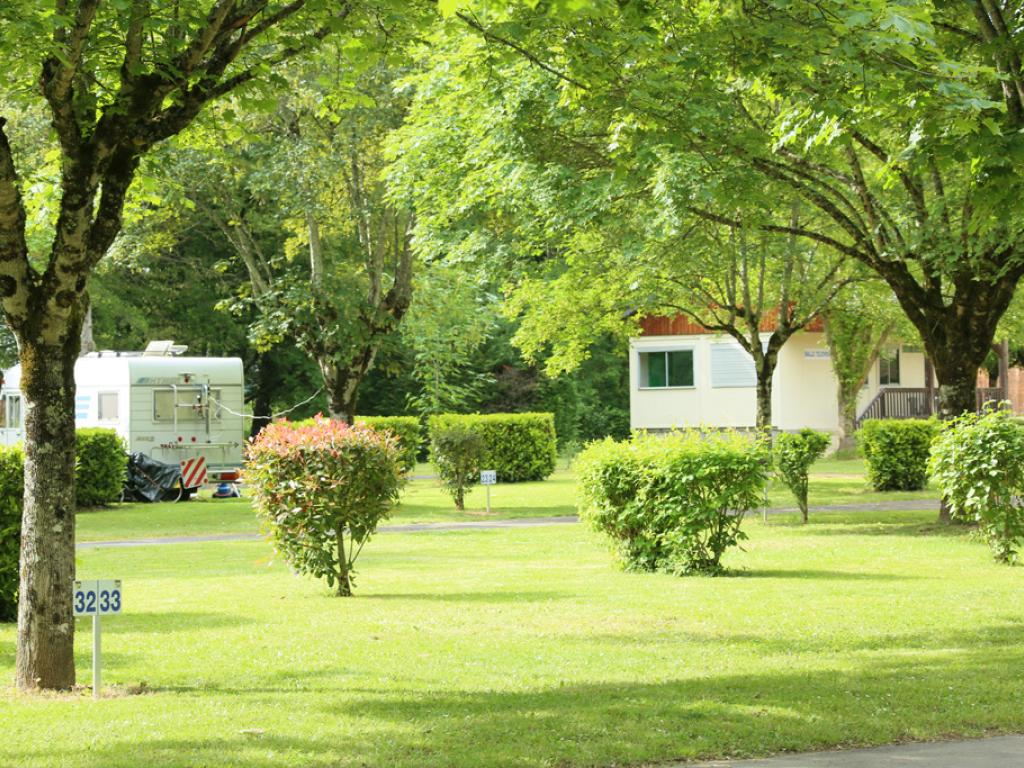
[246,415,405,596]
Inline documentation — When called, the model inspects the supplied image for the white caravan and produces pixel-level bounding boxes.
[0,343,245,485]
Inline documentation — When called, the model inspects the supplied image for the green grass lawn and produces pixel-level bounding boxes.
[2,510,1022,767]
[77,460,934,543]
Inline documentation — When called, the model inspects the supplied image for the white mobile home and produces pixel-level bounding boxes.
[630,315,931,433]
[0,346,245,482]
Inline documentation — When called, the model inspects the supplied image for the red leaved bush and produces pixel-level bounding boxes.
[245,415,405,596]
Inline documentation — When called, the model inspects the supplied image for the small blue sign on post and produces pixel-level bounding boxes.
[73,579,121,699]
[480,470,497,514]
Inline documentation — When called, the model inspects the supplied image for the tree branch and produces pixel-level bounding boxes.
[0,119,32,324]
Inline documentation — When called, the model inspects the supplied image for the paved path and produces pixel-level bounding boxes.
[77,501,941,549]
[690,735,1024,766]
[77,515,582,549]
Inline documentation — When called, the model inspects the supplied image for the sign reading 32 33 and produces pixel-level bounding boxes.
[73,579,122,616]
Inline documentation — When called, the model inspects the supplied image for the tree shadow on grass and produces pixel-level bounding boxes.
[99,611,255,635]
[10,622,1024,768]
[796,521,973,539]
[363,590,572,604]
[733,568,926,581]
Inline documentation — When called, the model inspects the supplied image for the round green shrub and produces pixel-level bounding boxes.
[75,428,128,507]
[774,429,831,523]
[428,413,557,482]
[930,408,1024,563]
[430,424,486,510]
[858,419,938,491]
[0,445,24,622]
[576,430,768,575]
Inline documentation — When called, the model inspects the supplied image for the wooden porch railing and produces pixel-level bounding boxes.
[855,387,935,429]
[855,386,1009,429]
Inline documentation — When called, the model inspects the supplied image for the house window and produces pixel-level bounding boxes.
[98,392,119,421]
[4,395,20,429]
[639,350,694,388]
[879,349,900,386]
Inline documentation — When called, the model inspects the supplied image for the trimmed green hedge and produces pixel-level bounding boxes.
[0,445,23,622]
[428,413,557,482]
[859,418,939,491]
[76,428,128,507]
[357,417,422,473]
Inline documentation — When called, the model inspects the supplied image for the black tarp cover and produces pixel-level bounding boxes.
[124,452,182,502]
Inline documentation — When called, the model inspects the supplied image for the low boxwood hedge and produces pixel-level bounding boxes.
[357,416,422,473]
[858,418,939,491]
[76,428,129,507]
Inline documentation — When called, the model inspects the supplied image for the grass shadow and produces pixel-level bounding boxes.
[363,590,572,603]
[4,621,1024,767]
[734,568,926,581]
[98,611,255,635]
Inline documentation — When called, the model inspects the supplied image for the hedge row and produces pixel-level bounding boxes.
[428,413,557,482]
[357,417,421,473]
[0,445,23,622]
[76,428,129,507]
[0,428,127,620]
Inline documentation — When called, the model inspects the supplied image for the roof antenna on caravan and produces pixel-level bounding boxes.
[144,340,189,357]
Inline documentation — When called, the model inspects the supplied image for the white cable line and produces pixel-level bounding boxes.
[208,387,325,421]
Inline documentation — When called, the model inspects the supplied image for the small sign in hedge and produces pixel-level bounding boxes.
[428,413,557,483]
[246,416,405,596]
[576,430,768,575]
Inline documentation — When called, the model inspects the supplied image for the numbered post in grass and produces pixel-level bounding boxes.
[480,470,497,514]
[73,579,122,699]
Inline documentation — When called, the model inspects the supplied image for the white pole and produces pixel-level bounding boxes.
[486,485,491,515]
[93,612,101,700]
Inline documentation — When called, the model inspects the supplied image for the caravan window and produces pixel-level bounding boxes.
[153,389,223,423]
[3,396,21,429]
[639,349,694,388]
[98,392,119,421]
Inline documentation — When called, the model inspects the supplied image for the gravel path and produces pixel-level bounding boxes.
[76,500,940,549]
[688,734,1024,767]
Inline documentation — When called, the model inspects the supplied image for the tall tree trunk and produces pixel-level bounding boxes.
[835,385,858,451]
[247,350,277,439]
[323,362,359,426]
[15,330,81,690]
[755,376,773,433]
[320,348,378,426]
[921,327,989,523]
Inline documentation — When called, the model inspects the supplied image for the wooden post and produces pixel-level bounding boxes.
[924,357,935,416]
[999,338,1010,404]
